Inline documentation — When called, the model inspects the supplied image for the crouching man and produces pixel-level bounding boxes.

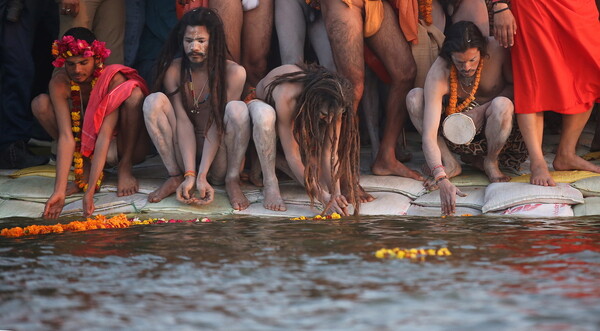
[407,21,527,215]
[32,27,150,218]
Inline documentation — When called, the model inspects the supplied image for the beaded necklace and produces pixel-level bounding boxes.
[445,60,484,116]
[70,77,103,192]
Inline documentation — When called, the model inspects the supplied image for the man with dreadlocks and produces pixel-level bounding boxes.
[31,27,150,219]
[248,63,361,216]
[406,21,526,215]
[142,8,285,211]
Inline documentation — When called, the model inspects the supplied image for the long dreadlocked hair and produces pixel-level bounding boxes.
[265,63,361,214]
[153,7,229,134]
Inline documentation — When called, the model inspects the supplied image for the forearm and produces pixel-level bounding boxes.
[176,118,198,174]
[197,124,220,179]
[54,135,76,194]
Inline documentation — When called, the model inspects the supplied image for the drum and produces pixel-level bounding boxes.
[442,112,476,145]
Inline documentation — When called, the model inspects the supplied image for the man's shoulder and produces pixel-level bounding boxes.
[225,60,246,81]
[49,69,70,88]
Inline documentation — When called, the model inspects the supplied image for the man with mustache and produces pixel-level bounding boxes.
[143,8,284,211]
[31,27,150,218]
[406,21,526,215]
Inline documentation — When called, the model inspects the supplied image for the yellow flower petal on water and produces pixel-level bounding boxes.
[427,249,437,256]
[437,247,452,256]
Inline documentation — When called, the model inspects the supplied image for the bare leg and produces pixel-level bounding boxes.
[308,12,337,71]
[223,101,251,210]
[451,0,490,36]
[406,88,462,185]
[517,112,555,186]
[32,94,82,195]
[209,0,242,62]
[482,97,513,182]
[366,2,422,180]
[116,87,148,196]
[554,106,600,173]
[241,0,273,87]
[361,67,380,161]
[275,0,306,65]
[143,92,184,202]
[248,101,286,211]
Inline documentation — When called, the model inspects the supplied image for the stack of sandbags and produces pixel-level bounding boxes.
[482,182,583,217]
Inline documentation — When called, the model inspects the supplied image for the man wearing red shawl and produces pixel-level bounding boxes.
[32,27,150,219]
[493,0,600,186]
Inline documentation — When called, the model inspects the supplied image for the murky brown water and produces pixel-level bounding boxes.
[1,215,599,330]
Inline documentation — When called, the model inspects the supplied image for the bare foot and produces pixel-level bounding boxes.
[372,157,424,181]
[460,155,509,182]
[66,181,81,196]
[482,157,510,183]
[226,179,250,211]
[148,176,183,203]
[529,161,555,186]
[263,183,286,211]
[553,153,600,173]
[117,171,139,197]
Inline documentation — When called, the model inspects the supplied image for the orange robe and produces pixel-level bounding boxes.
[81,64,148,157]
[511,0,600,114]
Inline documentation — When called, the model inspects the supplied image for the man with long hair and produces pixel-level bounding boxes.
[407,21,526,215]
[143,8,284,211]
[32,27,150,218]
[249,63,361,215]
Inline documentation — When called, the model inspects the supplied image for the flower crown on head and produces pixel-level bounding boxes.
[51,35,111,74]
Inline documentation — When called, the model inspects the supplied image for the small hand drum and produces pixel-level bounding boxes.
[442,113,476,145]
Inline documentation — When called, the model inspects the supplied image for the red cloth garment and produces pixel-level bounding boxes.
[511,0,600,114]
[81,64,149,157]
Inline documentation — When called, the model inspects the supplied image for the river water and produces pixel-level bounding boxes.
[1,215,599,330]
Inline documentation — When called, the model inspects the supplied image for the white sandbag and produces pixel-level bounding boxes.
[482,183,583,213]
[0,198,45,218]
[62,193,148,216]
[488,203,574,217]
[140,194,233,215]
[355,192,412,216]
[359,174,427,199]
[411,187,485,210]
[571,176,600,197]
[573,197,600,216]
[233,202,320,218]
[0,176,82,203]
[405,205,482,217]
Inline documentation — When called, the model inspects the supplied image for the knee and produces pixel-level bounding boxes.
[31,94,51,119]
[224,100,250,126]
[406,88,424,117]
[143,92,169,118]
[250,104,276,131]
[490,96,514,120]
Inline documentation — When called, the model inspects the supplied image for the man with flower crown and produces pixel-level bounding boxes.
[406,21,526,216]
[31,27,150,219]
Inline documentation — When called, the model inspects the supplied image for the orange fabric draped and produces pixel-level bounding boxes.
[393,0,419,45]
[81,64,148,157]
[511,0,600,114]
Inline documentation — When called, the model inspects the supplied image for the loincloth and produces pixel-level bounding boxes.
[306,0,383,37]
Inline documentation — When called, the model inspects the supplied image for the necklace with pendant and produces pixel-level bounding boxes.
[188,68,210,114]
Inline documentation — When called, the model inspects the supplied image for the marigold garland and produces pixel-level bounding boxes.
[375,247,452,260]
[71,78,104,192]
[291,213,342,221]
[418,0,433,25]
[0,214,213,238]
[445,60,484,116]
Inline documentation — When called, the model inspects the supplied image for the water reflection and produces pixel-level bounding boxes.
[1,216,599,330]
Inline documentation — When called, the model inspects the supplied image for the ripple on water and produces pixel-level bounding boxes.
[0,216,599,330]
